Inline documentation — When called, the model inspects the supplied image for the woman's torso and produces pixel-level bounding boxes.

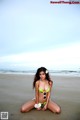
[38,80,50,103]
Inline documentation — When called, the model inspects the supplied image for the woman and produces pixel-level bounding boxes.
[20,67,61,113]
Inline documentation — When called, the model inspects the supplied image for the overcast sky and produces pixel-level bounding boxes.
[0,0,80,70]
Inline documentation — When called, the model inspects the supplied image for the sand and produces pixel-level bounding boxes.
[0,73,80,120]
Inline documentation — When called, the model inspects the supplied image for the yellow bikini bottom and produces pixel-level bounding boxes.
[40,102,46,108]
[32,98,46,108]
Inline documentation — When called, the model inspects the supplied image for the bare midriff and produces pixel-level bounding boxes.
[38,92,48,103]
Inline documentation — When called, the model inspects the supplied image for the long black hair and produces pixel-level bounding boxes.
[33,67,53,89]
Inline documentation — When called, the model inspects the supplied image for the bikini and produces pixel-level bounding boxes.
[38,86,50,108]
[33,82,50,108]
[39,87,50,93]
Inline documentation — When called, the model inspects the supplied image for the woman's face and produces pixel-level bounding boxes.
[39,71,46,80]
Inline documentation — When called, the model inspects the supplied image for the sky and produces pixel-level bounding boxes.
[0,0,80,71]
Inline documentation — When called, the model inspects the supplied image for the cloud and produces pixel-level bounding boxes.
[0,43,80,70]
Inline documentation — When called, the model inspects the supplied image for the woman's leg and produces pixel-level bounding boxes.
[47,100,61,114]
[20,100,35,113]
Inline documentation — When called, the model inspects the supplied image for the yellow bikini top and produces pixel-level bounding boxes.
[39,87,50,93]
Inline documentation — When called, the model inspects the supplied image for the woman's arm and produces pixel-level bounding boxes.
[44,81,53,108]
[35,81,39,104]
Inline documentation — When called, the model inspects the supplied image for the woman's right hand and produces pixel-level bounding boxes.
[34,103,41,110]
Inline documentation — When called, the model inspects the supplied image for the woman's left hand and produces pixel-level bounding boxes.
[42,104,48,111]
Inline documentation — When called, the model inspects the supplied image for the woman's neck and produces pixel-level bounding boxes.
[40,79,46,82]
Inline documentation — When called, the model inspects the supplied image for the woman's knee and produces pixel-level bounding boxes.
[20,106,29,113]
[56,106,61,114]
[20,106,25,113]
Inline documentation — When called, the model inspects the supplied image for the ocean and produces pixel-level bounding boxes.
[0,69,80,77]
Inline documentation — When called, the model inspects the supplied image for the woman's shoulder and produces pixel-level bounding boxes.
[35,80,40,85]
[49,80,53,87]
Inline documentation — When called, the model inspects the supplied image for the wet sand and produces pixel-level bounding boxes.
[0,73,80,120]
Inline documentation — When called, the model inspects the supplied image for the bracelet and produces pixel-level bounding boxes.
[34,103,41,108]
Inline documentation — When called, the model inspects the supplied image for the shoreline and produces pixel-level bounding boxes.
[0,69,80,77]
[0,72,80,77]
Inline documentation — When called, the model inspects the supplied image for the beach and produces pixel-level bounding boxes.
[0,73,80,120]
